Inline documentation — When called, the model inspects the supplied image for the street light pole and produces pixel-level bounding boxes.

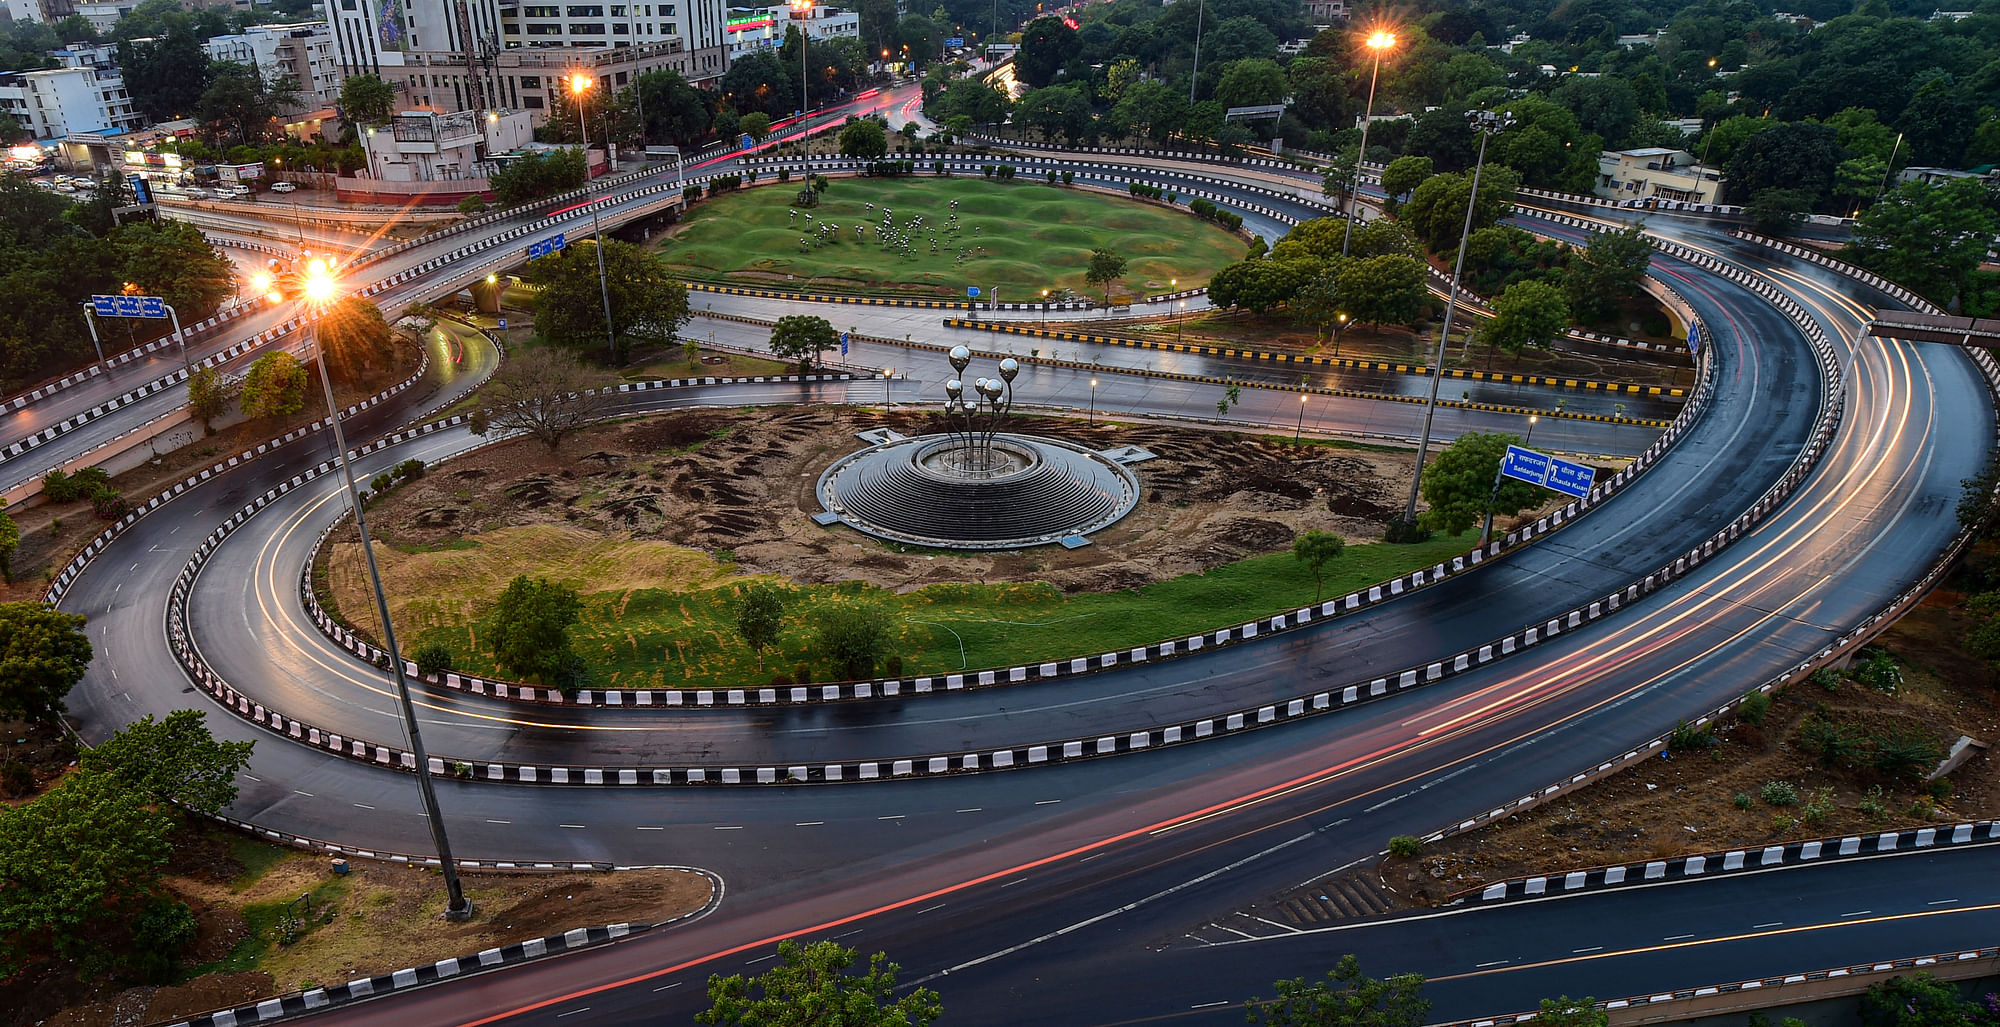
[1295,393,1307,441]
[792,0,813,158]
[299,259,472,921]
[1188,0,1205,106]
[1088,376,1097,424]
[1341,30,1396,258]
[571,73,619,364]
[1401,108,1514,532]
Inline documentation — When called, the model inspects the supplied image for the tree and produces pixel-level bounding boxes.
[1016,85,1091,144]
[117,31,212,124]
[700,939,941,1027]
[529,237,689,363]
[239,351,307,419]
[316,296,395,383]
[1111,80,1185,144]
[0,769,179,979]
[740,112,772,141]
[0,602,92,724]
[196,61,296,145]
[838,117,887,158]
[486,575,583,690]
[1085,247,1127,304]
[1745,187,1813,237]
[1015,16,1079,89]
[1379,156,1433,207]
[1419,432,1544,536]
[478,347,604,452]
[112,219,232,322]
[1293,531,1344,602]
[735,584,786,666]
[1535,997,1607,1027]
[769,315,838,370]
[1483,280,1571,356]
[1563,225,1653,324]
[0,510,14,585]
[1860,973,1984,1027]
[1399,166,1520,254]
[813,602,892,681]
[1319,146,1359,209]
[490,148,587,206]
[1553,76,1639,147]
[186,365,232,434]
[636,69,715,149]
[1214,58,1286,113]
[1725,121,1846,207]
[1849,178,2000,309]
[719,51,796,120]
[78,709,253,816]
[1247,954,1430,1027]
[338,72,396,128]
[1337,255,1428,328]
[1209,258,1321,314]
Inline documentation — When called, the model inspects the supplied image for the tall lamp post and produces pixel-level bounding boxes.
[1188,0,1206,106]
[569,72,619,364]
[297,258,473,921]
[791,0,813,156]
[1401,108,1515,532]
[1088,376,1098,424]
[1341,29,1396,258]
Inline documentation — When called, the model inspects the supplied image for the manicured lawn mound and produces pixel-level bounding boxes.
[660,177,1245,302]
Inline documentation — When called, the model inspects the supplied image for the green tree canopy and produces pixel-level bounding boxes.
[77,709,253,815]
[316,296,395,383]
[1725,121,1847,207]
[1849,178,2000,308]
[1015,16,1079,89]
[1293,531,1345,602]
[486,575,584,690]
[1419,432,1546,536]
[637,69,715,148]
[186,365,232,434]
[839,117,889,158]
[699,939,941,1027]
[769,314,838,369]
[735,584,787,665]
[529,237,690,364]
[490,148,587,206]
[1085,247,1128,303]
[1483,280,1572,356]
[0,602,91,724]
[1247,954,1430,1027]
[338,72,396,127]
[1399,165,1521,254]
[0,510,16,584]
[813,601,892,681]
[1379,156,1434,206]
[239,350,307,419]
[1563,224,1654,324]
[1337,254,1429,328]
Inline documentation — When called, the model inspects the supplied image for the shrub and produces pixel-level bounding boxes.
[793,662,812,685]
[1387,835,1422,858]
[1046,169,1057,184]
[456,194,489,214]
[778,167,791,182]
[1061,170,1073,185]
[1928,777,1953,800]
[0,759,33,796]
[69,467,109,496]
[885,654,904,677]
[395,458,426,479]
[413,642,455,676]
[1771,813,1796,832]
[1852,649,1900,693]
[1800,787,1836,828]
[1796,717,1863,768]
[90,488,127,520]
[769,673,792,687]
[369,471,395,494]
[1738,690,1770,726]
[682,185,702,203]
[983,164,995,178]
[1760,780,1799,806]
[41,469,75,502]
[1812,666,1843,690]
[1732,792,1754,810]
[1668,719,1716,752]
[1870,729,1944,780]
[1858,785,1889,823]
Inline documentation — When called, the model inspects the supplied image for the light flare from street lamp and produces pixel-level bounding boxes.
[569,73,593,95]
[1367,30,1396,51]
[303,258,336,303]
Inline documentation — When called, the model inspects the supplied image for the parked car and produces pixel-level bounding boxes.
[270,181,296,193]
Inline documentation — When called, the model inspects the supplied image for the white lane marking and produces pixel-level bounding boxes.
[353,802,375,810]
[878,814,904,821]
[293,789,314,797]
[1475,959,1510,968]
[558,824,585,829]
[795,821,823,826]
[745,954,776,965]
[243,774,260,782]
[956,807,983,813]
[1573,946,1601,954]
[486,819,511,825]
[637,826,664,831]
[555,1008,590,1018]
[1840,910,1871,918]
[1191,1001,1230,1010]
[714,825,743,831]
[999,878,1028,888]
[1080,853,1104,863]
[1753,921,1783,929]
[652,983,680,993]
[1034,799,1061,805]
[1664,933,1694,941]
[833,929,862,940]
[1929,898,1958,905]
[914,904,945,916]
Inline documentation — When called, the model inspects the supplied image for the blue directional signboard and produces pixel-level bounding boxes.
[840,331,850,356]
[1687,321,1702,355]
[1499,444,1596,500]
[90,294,168,319]
[526,232,566,260]
[946,36,964,47]
[967,286,980,298]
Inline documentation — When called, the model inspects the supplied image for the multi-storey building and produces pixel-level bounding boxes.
[331,0,726,126]
[204,22,344,112]
[723,3,857,60]
[0,62,144,139]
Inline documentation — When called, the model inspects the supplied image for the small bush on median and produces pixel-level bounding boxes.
[1388,835,1422,858]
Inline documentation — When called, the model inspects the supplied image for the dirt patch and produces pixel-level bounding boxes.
[319,408,1492,639]
[1280,585,1999,916]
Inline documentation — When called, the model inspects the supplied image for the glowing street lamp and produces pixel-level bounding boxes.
[1296,392,1308,441]
[296,260,471,921]
[1342,28,1397,258]
[1088,376,1098,424]
[567,70,618,362]
[791,0,814,155]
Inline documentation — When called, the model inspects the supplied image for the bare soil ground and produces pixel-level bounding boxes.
[320,408,1450,641]
[1284,585,1998,916]
[8,825,710,1027]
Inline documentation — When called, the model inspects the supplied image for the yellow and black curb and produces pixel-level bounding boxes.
[685,280,1103,313]
[691,309,1671,430]
[943,318,1688,399]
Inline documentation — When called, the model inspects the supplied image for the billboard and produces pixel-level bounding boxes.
[376,0,407,51]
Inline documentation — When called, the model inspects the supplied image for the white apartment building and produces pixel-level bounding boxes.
[205,22,344,112]
[724,4,857,60]
[331,0,726,126]
[1595,147,1721,204]
[3,0,46,23]
[73,0,139,33]
[0,63,144,139]
[357,106,534,180]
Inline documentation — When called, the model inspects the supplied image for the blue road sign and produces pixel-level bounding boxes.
[840,331,850,355]
[1545,457,1596,499]
[498,318,508,331]
[946,36,964,46]
[1688,322,1702,354]
[93,294,169,319]
[967,286,980,298]
[1499,445,1553,487]
[527,232,566,260]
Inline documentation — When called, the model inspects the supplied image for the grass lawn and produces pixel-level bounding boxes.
[401,529,1478,690]
[659,177,1246,303]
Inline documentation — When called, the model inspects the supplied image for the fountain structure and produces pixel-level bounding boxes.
[815,347,1140,550]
